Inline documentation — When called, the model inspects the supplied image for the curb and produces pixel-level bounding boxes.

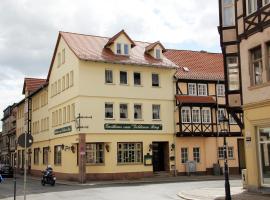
[177,192,201,200]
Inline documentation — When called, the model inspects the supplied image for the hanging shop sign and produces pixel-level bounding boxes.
[104,123,162,130]
[54,125,72,135]
[144,153,152,166]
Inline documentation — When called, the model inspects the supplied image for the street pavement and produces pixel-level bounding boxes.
[0,177,243,200]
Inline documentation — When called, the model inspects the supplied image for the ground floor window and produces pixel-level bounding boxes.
[218,147,224,159]
[34,148,39,165]
[181,148,188,163]
[193,147,200,163]
[85,143,104,164]
[43,147,49,165]
[54,145,62,165]
[228,146,234,159]
[259,127,270,185]
[117,142,142,164]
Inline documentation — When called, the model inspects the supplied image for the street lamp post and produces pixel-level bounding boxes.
[219,115,231,200]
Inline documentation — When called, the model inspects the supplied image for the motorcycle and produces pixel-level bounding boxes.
[41,170,56,186]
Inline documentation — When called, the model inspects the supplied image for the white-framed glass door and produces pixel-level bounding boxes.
[258,127,270,186]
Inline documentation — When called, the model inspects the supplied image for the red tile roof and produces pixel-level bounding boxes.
[176,95,216,104]
[47,31,177,81]
[164,50,224,81]
[22,78,46,94]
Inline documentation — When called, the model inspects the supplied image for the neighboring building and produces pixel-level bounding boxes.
[0,104,17,165]
[165,50,244,175]
[16,30,178,182]
[218,0,270,191]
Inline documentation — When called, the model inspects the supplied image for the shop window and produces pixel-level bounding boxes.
[54,145,62,165]
[85,143,104,164]
[117,142,142,164]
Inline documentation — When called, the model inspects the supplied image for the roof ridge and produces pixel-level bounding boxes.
[166,49,221,55]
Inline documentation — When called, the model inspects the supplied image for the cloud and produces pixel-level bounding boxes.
[0,0,221,128]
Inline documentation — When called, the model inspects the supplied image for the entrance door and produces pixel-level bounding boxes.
[237,139,246,173]
[152,142,169,172]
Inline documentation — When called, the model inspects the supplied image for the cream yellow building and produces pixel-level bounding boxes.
[219,0,270,192]
[16,30,178,182]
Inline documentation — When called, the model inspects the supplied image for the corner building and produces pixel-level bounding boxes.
[28,30,177,182]
[218,0,270,191]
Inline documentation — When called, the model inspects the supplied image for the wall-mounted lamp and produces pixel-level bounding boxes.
[105,144,110,152]
[171,144,175,151]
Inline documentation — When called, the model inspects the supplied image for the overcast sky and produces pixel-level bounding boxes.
[0,0,221,129]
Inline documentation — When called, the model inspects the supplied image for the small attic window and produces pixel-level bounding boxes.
[124,44,129,55]
[116,43,121,54]
[183,67,190,72]
[156,49,161,59]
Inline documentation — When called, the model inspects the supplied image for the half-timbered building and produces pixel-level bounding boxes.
[165,50,244,175]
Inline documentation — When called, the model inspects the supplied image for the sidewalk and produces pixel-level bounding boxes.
[178,187,270,200]
[18,174,241,186]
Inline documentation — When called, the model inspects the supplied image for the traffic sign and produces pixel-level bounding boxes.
[17,133,33,148]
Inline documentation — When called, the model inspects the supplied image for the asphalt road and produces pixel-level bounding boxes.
[0,177,242,200]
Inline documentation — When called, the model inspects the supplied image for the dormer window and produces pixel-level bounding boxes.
[124,44,129,55]
[156,49,161,59]
[116,43,121,54]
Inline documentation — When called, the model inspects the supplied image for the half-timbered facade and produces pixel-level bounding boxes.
[165,50,244,175]
[218,0,270,191]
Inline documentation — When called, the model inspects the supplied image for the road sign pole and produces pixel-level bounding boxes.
[23,132,27,200]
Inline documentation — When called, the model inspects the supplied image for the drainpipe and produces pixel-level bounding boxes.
[173,77,177,176]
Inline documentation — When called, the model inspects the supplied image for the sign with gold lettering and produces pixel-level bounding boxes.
[54,126,72,135]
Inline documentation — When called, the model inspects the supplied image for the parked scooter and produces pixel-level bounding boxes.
[41,165,56,186]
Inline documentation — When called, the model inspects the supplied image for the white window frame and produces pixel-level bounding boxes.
[120,103,128,119]
[152,104,161,120]
[85,143,104,164]
[250,47,263,85]
[217,108,226,123]
[227,57,240,91]
[217,84,225,96]
[193,147,200,163]
[105,69,113,84]
[181,147,188,163]
[197,84,207,96]
[134,104,142,120]
[156,49,161,59]
[218,147,224,159]
[192,108,201,123]
[201,108,211,124]
[124,44,129,55]
[228,146,234,159]
[117,142,142,164]
[246,0,258,15]
[222,0,235,27]
[188,83,197,96]
[116,43,122,54]
[181,107,191,123]
[105,103,114,119]
[120,71,128,85]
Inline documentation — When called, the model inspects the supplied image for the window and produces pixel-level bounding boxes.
[181,107,191,123]
[218,108,226,123]
[43,147,49,165]
[156,49,161,59]
[124,44,129,55]
[198,84,207,96]
[120,104,128,119]
[85,143,104,164]
[59,109,62,125]
[201,108,211,123]
[34,148,39,165]
[181,148,188,163]
[70,71,74,87]
[66,73,70,89]
[117,142,142,164]
[246,0,257,15]
[105,70,113,84]
[152,104,160,120]
[63,107,66,123]
[134,104,142,119]
[223,0,235,26]
[250,47,263,85]
[152,73,160,87]
[57,52,61,67]
[58,79,61,93]
[267,44,270,81]
[263,0,270,5]
[227,57,240,91]
[67,105,70,122]
[120,71,128,84]
[218,147,224,159]
[71,103,75,121]
[228,146,234,159]
[188,83,197,96]
[116,43,121,54]
[62,49,65,64]
[133,72,141,85]
[192,108,201,123]
[229,114,237,124]
[193,147,200,163]
[62,76,65,91]
[105,103,113,119]
[54,145,62,165]
[217,84,225,96]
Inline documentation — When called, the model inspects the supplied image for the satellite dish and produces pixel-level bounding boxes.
[18,133,33,148]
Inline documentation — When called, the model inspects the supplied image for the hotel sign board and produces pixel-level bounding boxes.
[54,125,72,135]
[104,123,162,130]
